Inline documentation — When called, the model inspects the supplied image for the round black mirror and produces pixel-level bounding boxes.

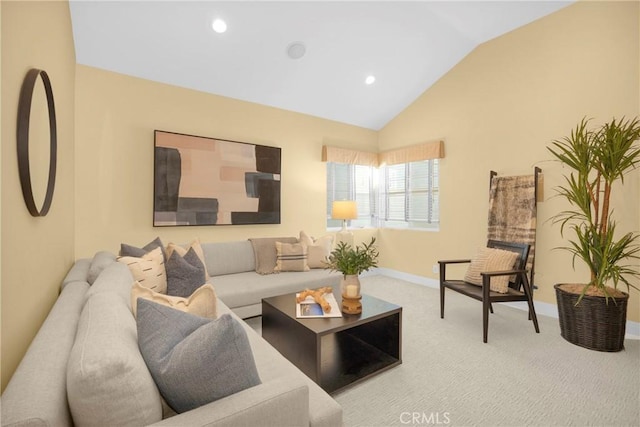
[17,68,57,217]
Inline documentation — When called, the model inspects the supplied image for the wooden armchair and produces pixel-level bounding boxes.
[438,240,540,343]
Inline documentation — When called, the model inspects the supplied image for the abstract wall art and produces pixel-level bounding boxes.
[153,130,281,226]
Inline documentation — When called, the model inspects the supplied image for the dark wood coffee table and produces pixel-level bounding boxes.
[262,292,402,394]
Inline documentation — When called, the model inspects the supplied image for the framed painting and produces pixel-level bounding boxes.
[153,130,281,226]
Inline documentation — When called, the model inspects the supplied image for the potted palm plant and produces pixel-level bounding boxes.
[547,117,640,351]
[326,237,379,314]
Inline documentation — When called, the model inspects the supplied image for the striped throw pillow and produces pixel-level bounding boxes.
[274,242,310,272]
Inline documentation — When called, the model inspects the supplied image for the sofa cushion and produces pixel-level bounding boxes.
[249,237,298,274]
[211,270,341,311]
[217,302,343,427]
[118,247,167,294]
[202,240,256,276]
[61,258,91,290]
[87,251,117,284]
[120,236,168,261]
[166,247,207,298]
[136,300,261,413]
[131,281,217,319]
[85,261,134,306]
[274,242,309,272]
[464,247,519,293]
[67,292,163,426]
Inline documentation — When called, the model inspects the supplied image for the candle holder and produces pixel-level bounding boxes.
[341,275,362,314]
[342,295,362,314]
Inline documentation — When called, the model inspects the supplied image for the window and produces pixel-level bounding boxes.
[378,160,439,229]
[326,159,439,230]
[326,162,375,228]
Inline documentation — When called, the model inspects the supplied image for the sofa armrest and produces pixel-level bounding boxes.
[148,375,309,427]
[1,281,89,427]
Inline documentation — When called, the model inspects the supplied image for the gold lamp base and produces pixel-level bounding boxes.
[341,295,362,315]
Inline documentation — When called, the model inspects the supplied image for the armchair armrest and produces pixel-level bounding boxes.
[480,268,526,278]
[480,269,530,296]
[438,259,472,283]
[148,375,309,427]
[438,259,472,265]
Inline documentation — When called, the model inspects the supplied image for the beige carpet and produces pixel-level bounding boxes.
[247,275,640,427]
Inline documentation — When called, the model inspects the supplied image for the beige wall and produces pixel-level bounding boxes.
[0,0,3,395]
[1,0,76,391]
[378,0,640,322]
[74,65,378,258]
[2,0,639,392]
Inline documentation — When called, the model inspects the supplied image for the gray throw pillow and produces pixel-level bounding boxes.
[136,299,261,413]
[120,236,167,262]
[166,247,206,297]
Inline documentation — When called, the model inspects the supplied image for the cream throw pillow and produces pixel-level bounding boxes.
[299,231,334,269]
[464,247,519,293]
[274,242,310,272]
[131,281,217,319]
[166,238,210,280]
[117,247,167,294]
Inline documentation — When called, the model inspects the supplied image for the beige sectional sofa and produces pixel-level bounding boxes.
[1,239,343,427]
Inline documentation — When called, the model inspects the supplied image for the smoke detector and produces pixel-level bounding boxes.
[286,42,306,60]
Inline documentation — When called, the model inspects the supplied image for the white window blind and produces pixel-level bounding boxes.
[326,162,375,228]
[378,160,439,229]
[327,160,439,230]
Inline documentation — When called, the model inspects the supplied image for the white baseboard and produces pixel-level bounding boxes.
[373,267,640,340]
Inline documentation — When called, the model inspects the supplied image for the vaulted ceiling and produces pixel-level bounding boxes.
[69,1,574,130]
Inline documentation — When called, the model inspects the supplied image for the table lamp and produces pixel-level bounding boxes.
[331,200,357,247]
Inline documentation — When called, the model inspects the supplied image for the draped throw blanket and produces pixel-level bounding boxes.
[487,175,537,282]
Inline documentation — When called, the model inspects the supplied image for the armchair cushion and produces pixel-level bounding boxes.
[464,247,518,293]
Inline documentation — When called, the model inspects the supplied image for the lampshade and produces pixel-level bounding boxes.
[331,201,358,220]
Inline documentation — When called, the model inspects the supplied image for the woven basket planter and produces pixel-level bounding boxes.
[555,284,628,352]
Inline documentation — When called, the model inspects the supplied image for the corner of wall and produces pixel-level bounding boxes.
[1,0,76,392]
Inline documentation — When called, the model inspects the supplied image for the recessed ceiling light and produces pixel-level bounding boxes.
[212,18,227,34]
[286,42,306,60]
[365,75,376,85]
